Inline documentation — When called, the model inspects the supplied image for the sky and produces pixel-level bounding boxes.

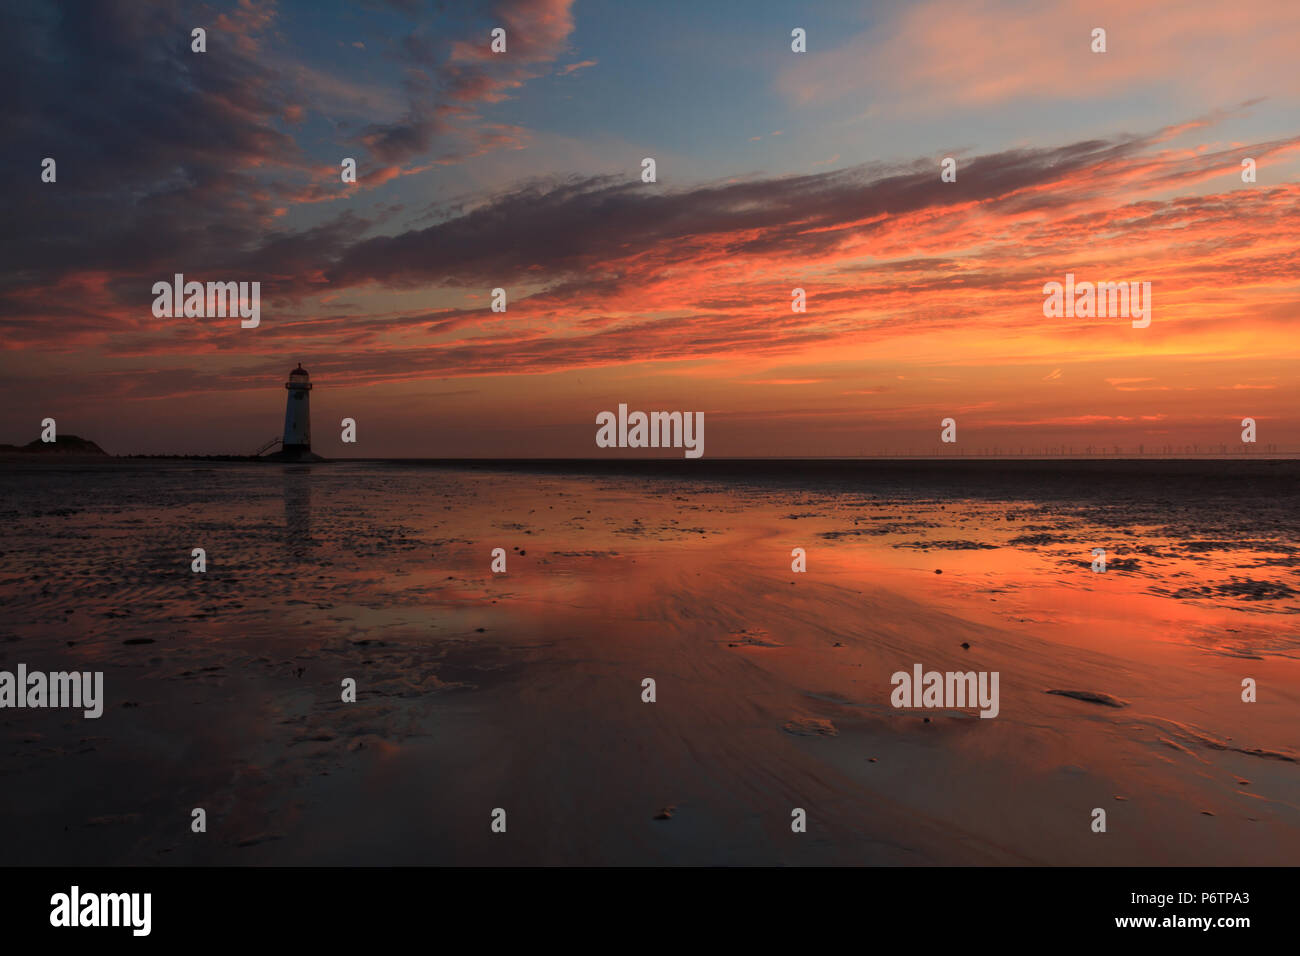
[2,0,1298,457]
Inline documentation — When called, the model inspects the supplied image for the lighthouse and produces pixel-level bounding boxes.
[282,363,313,456]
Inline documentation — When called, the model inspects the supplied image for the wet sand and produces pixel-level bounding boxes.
[1,458,1297,864]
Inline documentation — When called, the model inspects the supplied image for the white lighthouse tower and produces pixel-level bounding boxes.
[282,363,313,456]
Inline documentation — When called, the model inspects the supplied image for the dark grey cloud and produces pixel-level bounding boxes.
[0,1,296,292]
[323,134,1163,290]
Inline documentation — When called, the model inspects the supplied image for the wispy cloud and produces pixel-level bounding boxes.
[776,0,1300,111]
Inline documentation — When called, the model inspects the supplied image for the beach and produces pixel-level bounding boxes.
[1,458,1297,865]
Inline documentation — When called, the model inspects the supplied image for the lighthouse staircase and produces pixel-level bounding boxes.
[251,436,282,457]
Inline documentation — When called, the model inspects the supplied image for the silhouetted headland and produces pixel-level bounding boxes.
[0,435,107,457]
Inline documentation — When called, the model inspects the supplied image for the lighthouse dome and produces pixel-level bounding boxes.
[289,363,310,377]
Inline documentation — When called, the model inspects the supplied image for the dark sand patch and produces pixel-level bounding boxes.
[1046,689,1129,708]
[893,539,999,551]
[782,717,838,737]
